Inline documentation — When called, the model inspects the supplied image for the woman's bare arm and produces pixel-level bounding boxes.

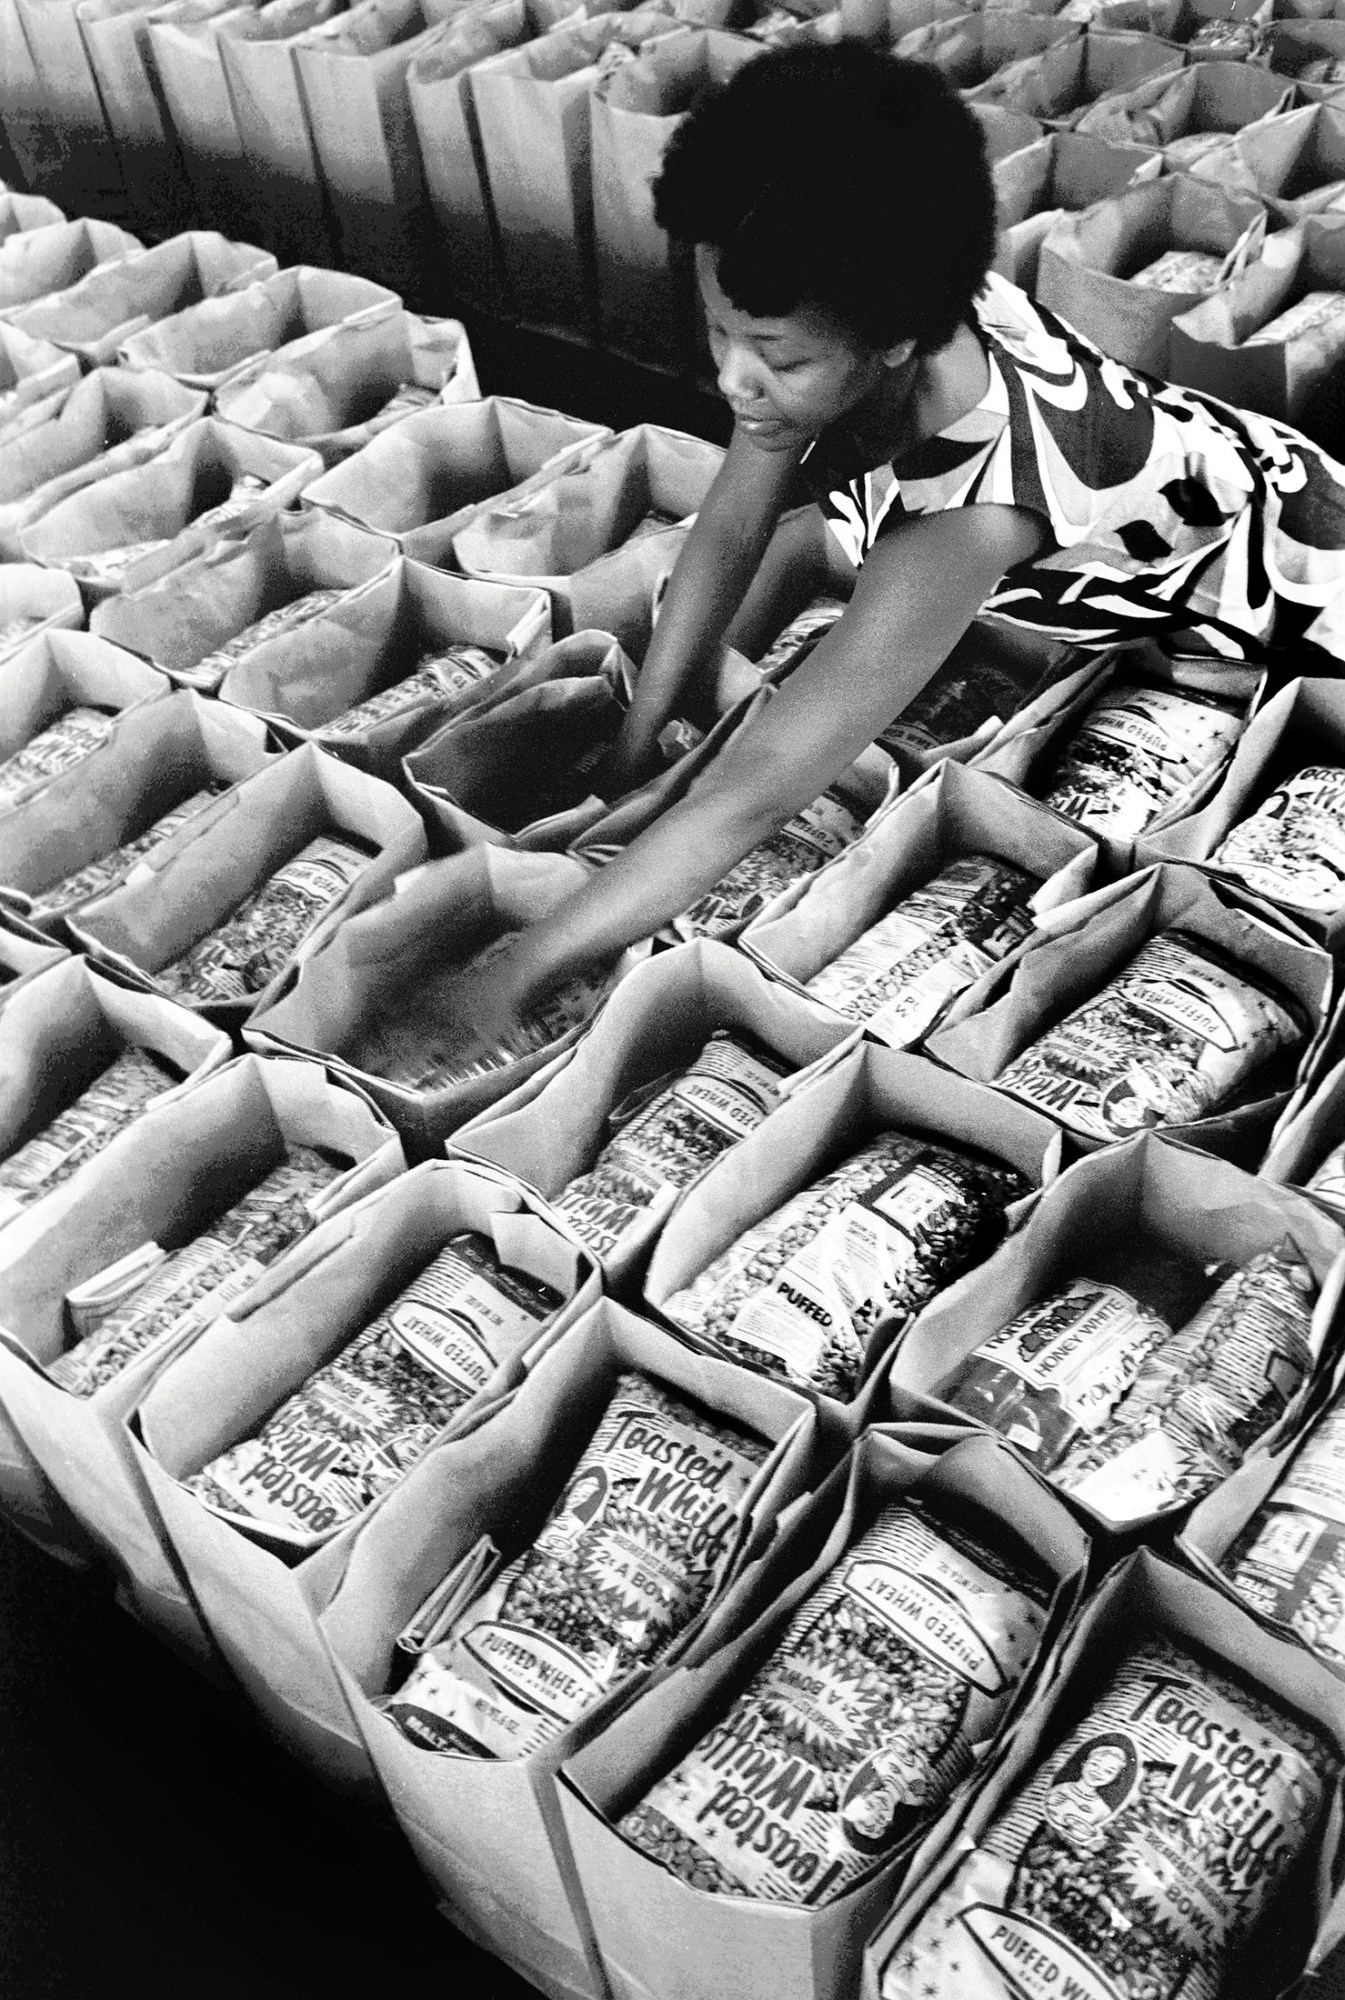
[607,425,803,787]
[468,501,1048,1032]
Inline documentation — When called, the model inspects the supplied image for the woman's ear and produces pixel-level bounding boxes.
[880,336,917,369]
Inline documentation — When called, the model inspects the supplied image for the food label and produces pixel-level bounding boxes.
[0,1047,178,1203]
[557,1031,790,1258]
[674,790,865,939]
[187,589,346,689]
[881,1637,1335,2000]
[619,1502,1051,1906]
[1041,683,1242,840]
[1214,764,1345,916]
[322,645,501,738]
[34,785,225,920]
[0,706,114,811]
[159,833,371,1003]
[754,598,846,683]
[996,928,1303,1143]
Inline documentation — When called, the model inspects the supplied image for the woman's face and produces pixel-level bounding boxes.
[696,247,903,453]
[1082,1746,1127,1789]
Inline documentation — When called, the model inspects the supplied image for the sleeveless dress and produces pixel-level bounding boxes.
[801,268,1345,665]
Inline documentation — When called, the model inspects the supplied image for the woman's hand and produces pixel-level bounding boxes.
[442,933,549,1067]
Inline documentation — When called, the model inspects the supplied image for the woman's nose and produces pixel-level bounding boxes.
[716,339,760,408]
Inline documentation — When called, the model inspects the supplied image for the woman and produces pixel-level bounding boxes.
[461,44,1345,1042]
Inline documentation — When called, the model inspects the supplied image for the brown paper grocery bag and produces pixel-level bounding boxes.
[0,214,139,311]
[20,416,324,603]
[0,689,275,927]
[469,6,684,340]
[992,129,1162,291]
[1170,215,1345,441]
[217,0,351,269]
[0,564,84,665]
[14,0,129,217]
[75,0,199,237]
[644,1043,1064,1430]
[739,759,1100,1040]
[965,27,1183,127]
[216,555,551,775]
[0,323,81,445]
[925,861,1332,1160]
[245,845,648,1153]
[4,228,277,367]
[451,937,855,1291]
[861,1547,1345,2000]
[0,0,59,200]
[452,422,724,648]
[0,191,67,240]
[896,7,1079,81]
[0,366,207,560]
[0,628,167,785]
[0,1052,400,1644]
[70,741,428,1027]
[123,1157,597,1781]
[302,394,610,565]
[891,1129,1345,1535]
[90,504,397,689]
[1256,13,1345,83]
[402,631,636,851]
[316,1296,817,1994]
[1072,55,1292,152]
[145,0,263,231]
[118,264,400,392]
[560,1430,1088,2000]
[1224,100,1345,224]
[212,310,477,466]
[1037,172,1268,379]
[591,29,760,373]
[407,0,549,317]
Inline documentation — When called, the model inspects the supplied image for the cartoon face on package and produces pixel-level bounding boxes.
[380,1371,770,1760]
[620,1499,1053,1906]
[660,1132,1028,1401]
[880,1635,1337,2000]
[995,929,1305,1144]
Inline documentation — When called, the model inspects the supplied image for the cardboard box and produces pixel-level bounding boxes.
[0,563,83,663]
[316,1297,818,1999]
[14,0,128,217]
[124,1157,598,1766]
[216,0,350,269]
[862,1547,1345,2000]
[1035,166,1267,375]
[117,264,401,393]
[406,0,548,319]
[0,364,207,560]
[90,505,398,692]
[644,1043,1063,1428]
[739,761,1100,1043]
[302,395,611,567]
[559,1429,1089,2000]
[0,688,274,930]
[70,741,427,1028]
[1169,213,1345,441]
[992,130,1162,294]
[969,642,1265,875]
[402,630,637,852]
[926,861,1333,1162]
[450,937,856,1291]
[245,846,648,1154]
[468,7,684,341]
[19,416,324,604]
[2,228,277,367]
[452,423,724,651]
[215,554,552,777]
[890,1129,1345,1534]
[0,214,139,311]
[212,309,477,468]
[590,29,760,373]
[1136,677,1345,937]
[0,322,82,445]
[0,1053,400,1636]
[75,0,199,238]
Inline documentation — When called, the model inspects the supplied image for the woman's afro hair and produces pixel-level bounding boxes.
[653,45,997,353]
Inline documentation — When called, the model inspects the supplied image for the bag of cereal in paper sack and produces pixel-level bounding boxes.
[0,1046,182,1218]
[381,1370,771,1759]
[880,1635,1336,2000]
[994,928,1307,1144]
[1038,680,1244,840]
[1211,763,1345,919]
[185,1233,564,1546]
[1222,1399,1345,1671]
[618,1496,1054,1906]
[660,1134,1029,1401]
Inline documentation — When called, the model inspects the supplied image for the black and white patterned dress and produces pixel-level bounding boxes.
[802,269,1345,664]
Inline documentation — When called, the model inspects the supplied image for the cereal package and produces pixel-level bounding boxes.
[157,833,372,1002]
[0,707,114,813]
[674,790,867,940]
[1040,683,1243,839]
[0,1046,180,1211]
[1212,764,1345,916]
[1224,1401,1345,1671]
